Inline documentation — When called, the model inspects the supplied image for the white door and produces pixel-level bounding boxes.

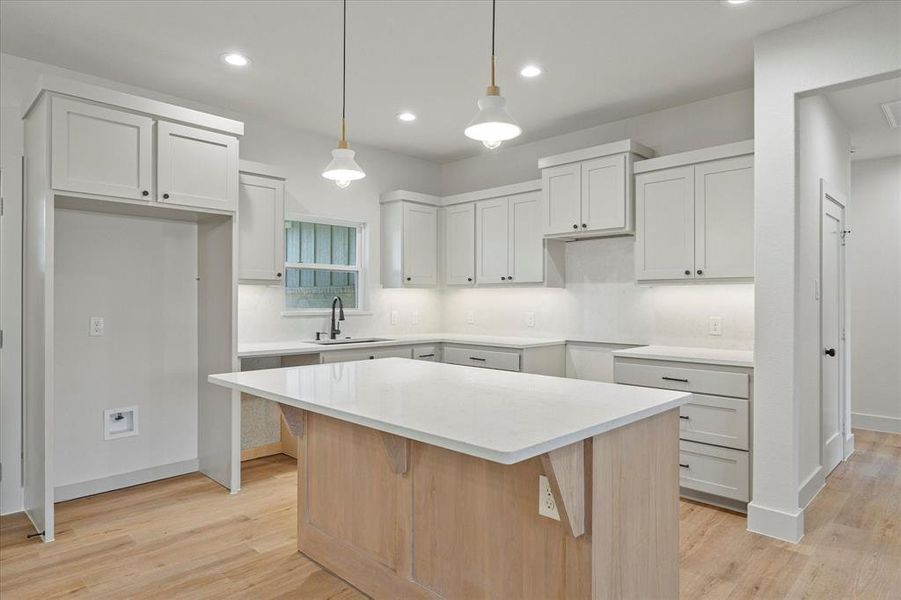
[541,163,581,235]
[581,154,627,233]
[475,198,509,284]
[51,97,153,200]
[694,155,754,279]
[238,173,285,281]
[508,191,543,283]
[402,203,438,285]
[157,121,238,211]
[635,166,695,281]
[821,190,846,476]
[445,203,475,285]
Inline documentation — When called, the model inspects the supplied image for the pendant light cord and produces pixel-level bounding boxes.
[490,0,496,88]
[340,0,347,144]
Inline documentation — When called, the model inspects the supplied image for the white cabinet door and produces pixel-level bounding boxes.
[238,173,285,281]
[635,166,695,281]
[51,98,153,200]
[508,191,543,283]
[582,154,627,233]
[541,163,581,235]
[157,121,238,211]
[402,202,438,285]
[445,203,475,285]
[475,198,510,284]
[694,155,754,279]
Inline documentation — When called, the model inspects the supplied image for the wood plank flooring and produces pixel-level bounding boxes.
[1,429,898,599]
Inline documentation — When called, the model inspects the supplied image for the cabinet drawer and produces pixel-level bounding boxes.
[614,361,748,398]
[443,345,520,372]
[679,441,749,502]
[321,346,413,363]
[680,394,749,450]
[413,345,440,361]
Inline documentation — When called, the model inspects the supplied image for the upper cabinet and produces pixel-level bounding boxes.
[157,122,238,211]
[445,203,475,285]
[380,191,439,288]
[44,87,241,213]
[238,162,286,282]
[539,139,654,239]
[51,97,154,201]
[634,141,754,282]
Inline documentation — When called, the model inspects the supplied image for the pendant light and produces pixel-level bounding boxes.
[322,0,365,189]
[464,0,522,150]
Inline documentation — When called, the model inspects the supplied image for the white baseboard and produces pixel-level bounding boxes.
[798,466,825,509]
[747,502,804,543]
[54,459,198,502]
[844,432,855,459]
[851,412,901,434]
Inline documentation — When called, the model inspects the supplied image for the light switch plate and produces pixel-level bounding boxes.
[89,316,105,337]
[525,312,535,327]
[708,316,723,336]
[465,311,475,325]
[538,475,560,520]
[412,311,419,325]
[390,310,399,326]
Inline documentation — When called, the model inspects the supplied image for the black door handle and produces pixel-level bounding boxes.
[824,348,836,357]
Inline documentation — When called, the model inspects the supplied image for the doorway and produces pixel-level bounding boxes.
[820,181,846,477]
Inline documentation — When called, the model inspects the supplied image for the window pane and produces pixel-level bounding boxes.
[285,221,358,267]
[285,268,358,310]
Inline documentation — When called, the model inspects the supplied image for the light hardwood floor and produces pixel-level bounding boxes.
[1,429,898,599]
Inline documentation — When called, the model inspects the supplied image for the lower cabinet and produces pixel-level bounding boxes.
[412,345,440,361]
[443,345,521,372]
[614,355,752,510]
[320,346,413,363]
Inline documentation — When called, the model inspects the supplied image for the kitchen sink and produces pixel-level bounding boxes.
[313,337,393,345]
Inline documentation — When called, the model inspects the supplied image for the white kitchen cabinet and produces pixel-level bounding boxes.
[157,121,239,211]
[635,166,695,280]
[51,97,154,200]
[444,203,475,285]
[475,197,510,283]
[320,346,413,363]
[238,169,285,282]
[634,141,754,282]
[379,192,440,288]
[539,139,654,239]
[475,191,543,284]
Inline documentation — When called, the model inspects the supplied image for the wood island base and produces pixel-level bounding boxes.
[288,407,680,600]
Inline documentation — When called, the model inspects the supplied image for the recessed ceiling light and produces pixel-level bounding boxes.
[723,0,750,5]
[221,53,250,67]
[520,64,542,78]
[397,111,417,122]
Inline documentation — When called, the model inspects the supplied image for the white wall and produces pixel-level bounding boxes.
[752,1,901,542]
[53,210,199,488]
[849,156,901,433]
[797,94,851,498]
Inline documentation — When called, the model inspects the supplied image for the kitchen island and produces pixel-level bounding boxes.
[209,358,691,599]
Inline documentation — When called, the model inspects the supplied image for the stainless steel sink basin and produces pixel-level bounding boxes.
[313,337,392,345]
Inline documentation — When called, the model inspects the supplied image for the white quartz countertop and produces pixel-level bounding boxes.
[611,345,754,368]
[209,358,690,464]
[237,333,567,358]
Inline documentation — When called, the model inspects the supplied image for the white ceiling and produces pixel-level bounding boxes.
[0,0,858,162]
[826,76,901,161]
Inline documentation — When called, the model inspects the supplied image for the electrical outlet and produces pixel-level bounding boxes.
[525,311,535,327]
[465,311,475,325]
[89,316,105,337]
[390,310,399,326]
[708,316,723,336]
[412,311,419,325]
[538,475,560,521]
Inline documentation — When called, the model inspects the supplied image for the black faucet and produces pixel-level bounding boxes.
[330,296,345,339]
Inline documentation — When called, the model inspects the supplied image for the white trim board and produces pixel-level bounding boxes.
[239,159,289,180]
[747,501,805,544]
[537,139,656,169]
[54,459,199,502]
[24,75,244,136]
[634,140,754,174]
[851,412,901,434]
[380,180,542,208]
[798,466,825,509]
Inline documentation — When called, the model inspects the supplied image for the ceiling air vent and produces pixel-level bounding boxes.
[881,99,901,129]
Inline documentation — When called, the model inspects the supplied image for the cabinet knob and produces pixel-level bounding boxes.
[696,269,703,275]
[162,193,170,199]
[406,277,411,281]
[501,276,506,281]
[368,355,375,360]
[467,277,473,282]
[507,275,513,280]
[141,190,149,197]
[572,224,579,230]
[582,223,587,229]
[276,272,282,278]
[684,270,691,276]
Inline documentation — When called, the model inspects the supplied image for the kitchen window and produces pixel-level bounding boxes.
[283,217,365,313]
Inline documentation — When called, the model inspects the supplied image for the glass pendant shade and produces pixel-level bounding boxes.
[322,147,365,188]
[464,94,522,149]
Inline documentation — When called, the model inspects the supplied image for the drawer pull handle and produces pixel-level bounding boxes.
[662,376,689,383]
[418,353,435,358]
[469,356,486,362]
[679,415,690,420]
[679,463,690,469]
